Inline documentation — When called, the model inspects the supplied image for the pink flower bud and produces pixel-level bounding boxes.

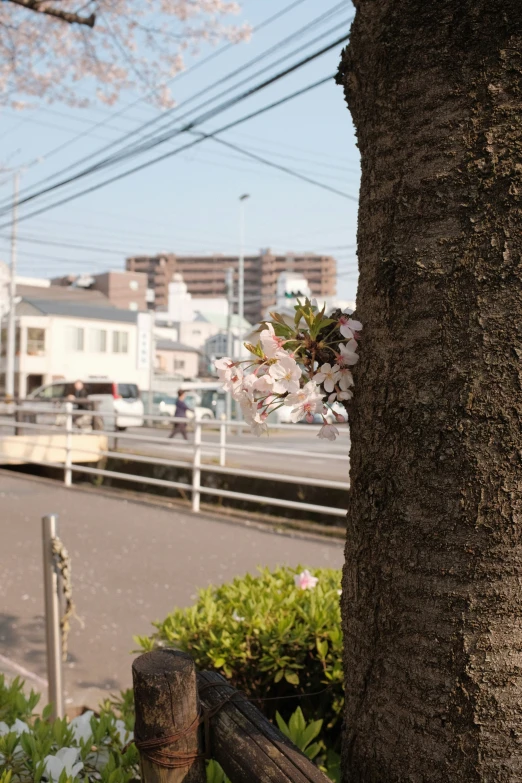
[335,413,345,423]
[306,413,314,423]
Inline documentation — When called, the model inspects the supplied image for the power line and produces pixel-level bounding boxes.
[9,8,350,207]
[8,0,320,183]
[0,35,349,219]
[0,75,336,231]
[196,133,357,201]
[85,8,350,176]
[0,233,128,255]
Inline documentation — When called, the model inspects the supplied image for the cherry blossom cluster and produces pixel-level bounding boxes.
[1,0,251,109]
[215,299,361,440]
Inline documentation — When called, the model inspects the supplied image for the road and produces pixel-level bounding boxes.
[0,470,344,712]
[114,425,351,483]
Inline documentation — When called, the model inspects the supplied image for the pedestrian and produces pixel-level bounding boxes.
[169,390,191,440]
[69,379,88,404]
[66,379,90,429]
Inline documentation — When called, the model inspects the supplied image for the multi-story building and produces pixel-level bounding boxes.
[51,270,149,311]
[0,294,151,397]
[126,250,336,323]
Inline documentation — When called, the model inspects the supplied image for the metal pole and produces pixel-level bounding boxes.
[219,415,226,467]
[6,172,19,400]
[42,514,64,720]
[225,268,233,423]
[192,414,202,513]
[64,401,73,487]
[148,312,154,424]
[237,194,250,359]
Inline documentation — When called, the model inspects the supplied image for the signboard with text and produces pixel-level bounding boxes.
[137,312,152,370]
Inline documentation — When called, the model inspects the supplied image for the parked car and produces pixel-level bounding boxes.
[21,378,144,431]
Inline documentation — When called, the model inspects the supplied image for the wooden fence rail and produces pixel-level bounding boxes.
[132,650,331,783]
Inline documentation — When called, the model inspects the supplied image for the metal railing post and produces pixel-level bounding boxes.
[64,401,72,487]
[42,514,64,720]
[192,414,202,513]
[219,415,226,467]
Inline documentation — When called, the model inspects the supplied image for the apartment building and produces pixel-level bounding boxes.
[126,250,336,323]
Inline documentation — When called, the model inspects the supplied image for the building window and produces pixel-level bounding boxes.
[88,328,107,353]
[174,359,185,370]
[129,302,138,311]
[27,328,45,356]
[112,331,129,353]
[66,326,84,352]
[129,280,139,291]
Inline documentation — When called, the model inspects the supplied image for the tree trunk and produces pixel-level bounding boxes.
[337,2,522,781]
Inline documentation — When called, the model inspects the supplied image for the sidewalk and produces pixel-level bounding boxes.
[0,470,343,709]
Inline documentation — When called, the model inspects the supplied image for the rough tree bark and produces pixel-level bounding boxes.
[337,2,522,781]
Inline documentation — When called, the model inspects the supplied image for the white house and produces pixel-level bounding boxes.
[0,297,151,397]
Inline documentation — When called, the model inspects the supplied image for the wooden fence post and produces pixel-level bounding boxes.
[132,650,206,783]
[197,670,331,783]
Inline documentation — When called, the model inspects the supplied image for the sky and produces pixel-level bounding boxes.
[0,0,360,301]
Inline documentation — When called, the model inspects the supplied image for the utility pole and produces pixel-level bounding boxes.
[148,311,154,420]
[225,267,234,421]
[238,194,250,360]
[6,171,19,400]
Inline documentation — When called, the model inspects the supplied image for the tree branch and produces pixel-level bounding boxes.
[6,0,96,27]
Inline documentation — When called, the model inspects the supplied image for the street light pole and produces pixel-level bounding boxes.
[6,171,19,400]
[237,194,250,360]
[225,267,234,422]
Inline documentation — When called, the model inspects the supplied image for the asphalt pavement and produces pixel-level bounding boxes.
[0,470,344,711]
[114,425,351,483]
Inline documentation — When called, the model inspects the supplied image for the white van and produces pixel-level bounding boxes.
[22,378,144,431]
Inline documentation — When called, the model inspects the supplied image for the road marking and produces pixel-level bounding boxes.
[0,652,48,688]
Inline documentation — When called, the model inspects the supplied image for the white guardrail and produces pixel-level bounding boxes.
[0,403,349,518]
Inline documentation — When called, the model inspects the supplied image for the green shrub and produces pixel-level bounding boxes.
[136,566,343,748]
[0,676,138,783]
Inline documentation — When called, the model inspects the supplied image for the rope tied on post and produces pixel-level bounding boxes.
[133,681,241,769]
[50,535,83,661]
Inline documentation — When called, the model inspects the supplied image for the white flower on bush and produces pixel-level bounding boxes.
[269,355,302,394]
[317,423,339,441]
[284,381,324,423]
[43,747,83,782]
[294,569,319,590]
[0,719,29,762]
[260,323,286,359]
[314,363,341,394]
[115,719,133,746]
[0,718,29,737]
[232,609,245,622]
[338,313,362,341]
[69,710,94,745]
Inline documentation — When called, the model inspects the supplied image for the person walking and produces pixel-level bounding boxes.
[66,379,90,429]
[70,379,88,404]
[169,390,191,440]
